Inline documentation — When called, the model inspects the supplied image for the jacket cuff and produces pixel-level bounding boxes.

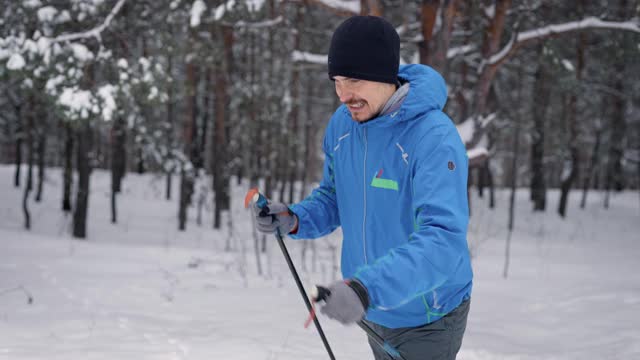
[347,279,370,310]
[288,204,308,239]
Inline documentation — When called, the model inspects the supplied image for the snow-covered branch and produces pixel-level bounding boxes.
[447,44,476,59]
[52,0,127,43]
[306,0,360,16]
[233,16,284,28]
[486,17,640,66]
[292,50,327,65]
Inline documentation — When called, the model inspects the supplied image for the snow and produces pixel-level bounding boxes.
[292,50,327,65]
[315,0,360,14]
[466,147,488,160]
[58,87,94,119]
[57,10,72,24]
[6,53,26,70]
[45,75,66,94]
[561,59,575,71]
[484,4,495,19]
[1,166,639,359]
[0,48,10,61]
[246,0,265,12]
[456,118,475,144]
[190,0,206,28]
[69,43,94,62]
[487,17,640,66]
[97,84,117,121]
[37,6,58,23]
[22,0,42,9]
[447,44,476,59]
[148,86,159,101]
[170,0,182,10]
[213,0,235,21]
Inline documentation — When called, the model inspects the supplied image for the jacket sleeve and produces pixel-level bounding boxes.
[289,130,341,239]
[354,124,470,310]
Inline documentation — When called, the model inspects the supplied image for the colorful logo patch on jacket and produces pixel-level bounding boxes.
[370,168,399,191]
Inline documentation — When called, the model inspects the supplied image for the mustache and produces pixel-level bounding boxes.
[346,99,366,106]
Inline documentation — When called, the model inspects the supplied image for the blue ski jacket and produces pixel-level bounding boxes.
[290,64,473,329]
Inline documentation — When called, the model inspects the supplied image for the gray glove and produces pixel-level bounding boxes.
[320,280,369,325]
[253,201,298,235]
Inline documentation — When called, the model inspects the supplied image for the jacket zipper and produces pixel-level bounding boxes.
[363,127,368,264]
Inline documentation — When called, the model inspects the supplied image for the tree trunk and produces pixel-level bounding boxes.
[62,122,73,212]
[558,5,586,218]
[419,0,439,65]
[486,160,495,208]
[504,111,521,279]
[605,56,627,203]
[472,0,511,118]
[213,25,233,229]
[73,123,92,239]
[22,98,34,230]
[299,71,315,202]
[166,171,173,201]
[580,124,602,209]
[530,44,550,211]
[14,110,23,188]
[360,0,383,16]
[178,56,198,231]
[110,117,126,224]
[198,67,212,172]
[433,0,459,75]
[165,53,175,201]
[287,4,303,205]
[35,131,46,202]
[178,167,194,231]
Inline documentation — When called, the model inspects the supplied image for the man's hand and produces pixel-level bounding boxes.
[253,200,298,235]
[320,280,369,325]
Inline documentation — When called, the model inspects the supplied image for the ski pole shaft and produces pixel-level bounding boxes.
[312,286,407,360]
[245,189,336,360]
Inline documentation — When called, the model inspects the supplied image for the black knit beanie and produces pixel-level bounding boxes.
[328,16,400,85]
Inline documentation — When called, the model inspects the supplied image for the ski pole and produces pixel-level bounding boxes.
[245,189,336,360]
[312,285,407,360]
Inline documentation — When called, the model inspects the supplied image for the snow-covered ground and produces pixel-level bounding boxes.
[1,165,639,359]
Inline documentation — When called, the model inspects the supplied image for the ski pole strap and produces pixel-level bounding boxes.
[357,321,407,360]
[312,285,406,360]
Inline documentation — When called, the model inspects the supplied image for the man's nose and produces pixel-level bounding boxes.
[338,91,353,103]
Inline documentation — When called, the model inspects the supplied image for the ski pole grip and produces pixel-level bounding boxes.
[311,285,332,303]
[244,188,269,214]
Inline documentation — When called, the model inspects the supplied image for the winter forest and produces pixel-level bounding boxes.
[1,0,640,359]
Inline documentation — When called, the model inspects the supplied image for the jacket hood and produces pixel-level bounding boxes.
[345,64,448,128]
[397,64,448,120]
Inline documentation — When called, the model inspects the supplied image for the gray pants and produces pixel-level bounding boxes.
[364,299,470,360]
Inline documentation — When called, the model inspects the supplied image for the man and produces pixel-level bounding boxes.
[254,16,472,360]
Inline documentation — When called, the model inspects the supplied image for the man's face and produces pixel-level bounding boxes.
[334,76,396,122]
